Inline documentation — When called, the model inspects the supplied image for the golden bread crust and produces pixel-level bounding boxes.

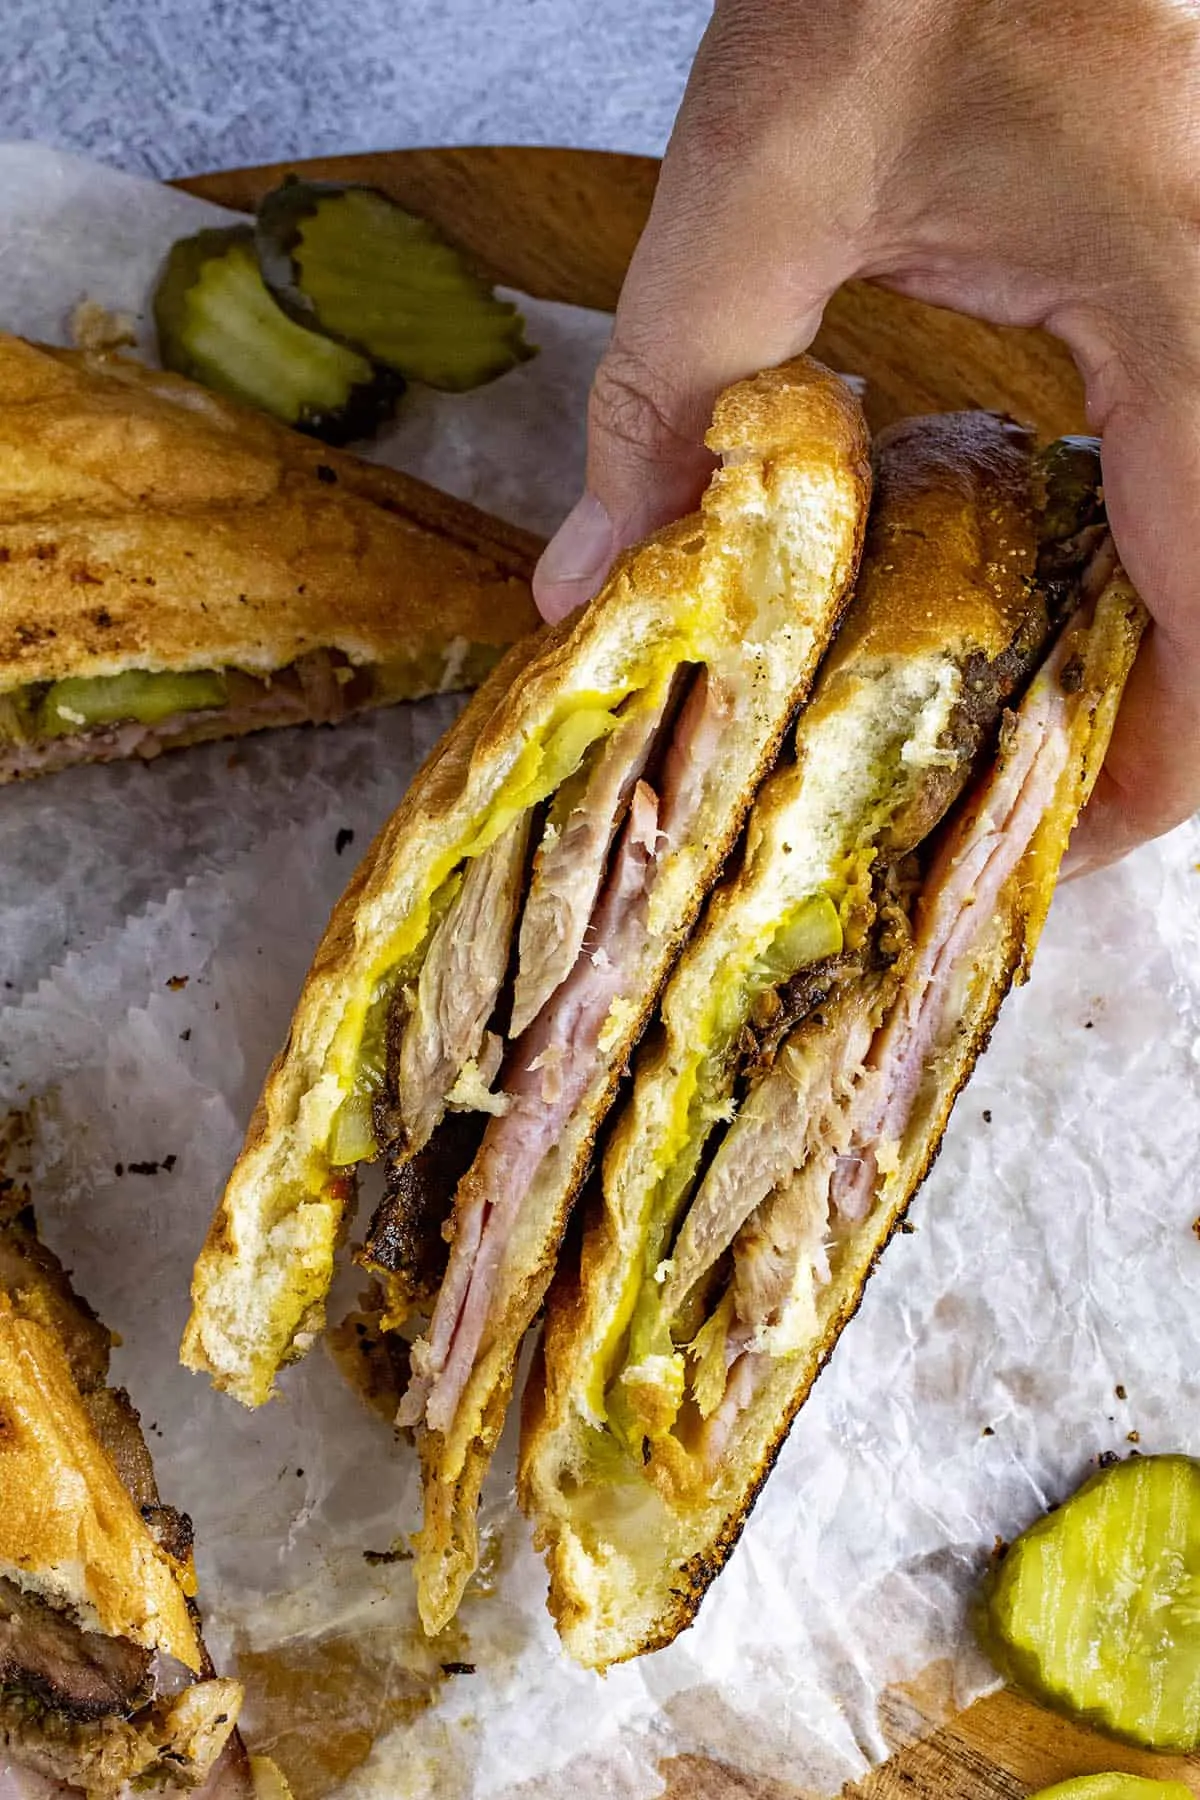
[0,1295,200,1668]
[0,334,539,689]
[183,354,871,1448]
[521,571,1146,1668]
[825,411,1038,674]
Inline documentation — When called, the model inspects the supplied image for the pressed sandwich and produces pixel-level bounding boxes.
[0,333,539,782]
[183,356,873,1633]
[0,1190,258,1796]
[519,414,1147,1669]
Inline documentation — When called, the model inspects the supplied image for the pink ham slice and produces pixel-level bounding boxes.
[691,612,1089,1451]
[399,662,730,1438]
[829,622,1077,1222]
[400,782,662,1433]
[656,669,731,848]
[508,678,680,1038]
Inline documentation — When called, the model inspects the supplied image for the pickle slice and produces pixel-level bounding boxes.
[256,180,533,391]
[153,226,402,442]
[980,1455,1200,1751]
[37,669,229,737]
[1031,1779,1195,1800]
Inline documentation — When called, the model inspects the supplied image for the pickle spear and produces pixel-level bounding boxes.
[980,1455,1200,1752]
[255,180,533,391]
[1031,1779,1195,1800]
[154,226,402,442]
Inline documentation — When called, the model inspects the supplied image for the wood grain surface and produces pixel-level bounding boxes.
[175,145,1192,1800]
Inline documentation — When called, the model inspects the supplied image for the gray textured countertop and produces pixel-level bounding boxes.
[1,0,706,179]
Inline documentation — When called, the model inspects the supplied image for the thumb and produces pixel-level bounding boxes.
[533,15,859,621]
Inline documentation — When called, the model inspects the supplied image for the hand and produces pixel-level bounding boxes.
[533,0,1200,869]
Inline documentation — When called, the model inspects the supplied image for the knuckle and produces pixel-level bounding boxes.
[588,350,699,465]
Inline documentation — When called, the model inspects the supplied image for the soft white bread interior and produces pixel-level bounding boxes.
[183,355,871,1422]
[519,570,1145,1669]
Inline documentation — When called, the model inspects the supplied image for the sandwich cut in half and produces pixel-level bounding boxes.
[0,333,539,782]
[0,1187,259,1797]
[519,413,1147,1669]
[183,356,873,1633]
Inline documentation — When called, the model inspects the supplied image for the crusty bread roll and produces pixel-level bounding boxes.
[183,356,872,1631]
[0,1295,199,1667]
[519,415,1146,1670]
[0,333,539,778]
[0,1205,247,1795]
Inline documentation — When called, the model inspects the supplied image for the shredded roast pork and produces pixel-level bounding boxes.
[401,781,662,1432]
[688,608,1091,1456]
[398,813,532,1153]
[399,663,728,1438]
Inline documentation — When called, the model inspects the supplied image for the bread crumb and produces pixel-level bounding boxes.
[70,298,138,353]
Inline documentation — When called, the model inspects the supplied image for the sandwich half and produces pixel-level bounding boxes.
[0,1191,250,1795]
[519,414,1147,1669]
[0,333,539,782]
[183,356,872,1633]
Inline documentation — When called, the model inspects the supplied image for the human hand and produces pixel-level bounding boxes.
[533,0,1200,868]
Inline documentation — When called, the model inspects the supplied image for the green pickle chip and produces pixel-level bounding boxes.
[256,179,533,391]
[980,1455,1200,1752]
[154,225,401,442]
[37,669,229,736]
[1031,1779,1195,1800]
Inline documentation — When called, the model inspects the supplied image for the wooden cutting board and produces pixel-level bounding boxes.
[177,146,1196,1800]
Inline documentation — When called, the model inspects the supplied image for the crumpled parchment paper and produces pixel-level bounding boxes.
[1,142,1198,1800]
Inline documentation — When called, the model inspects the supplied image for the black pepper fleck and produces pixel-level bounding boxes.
[982,1109,992,1123]
[335,828,355,856]
[1115,1384,1126,1400]
[316,464,338,485]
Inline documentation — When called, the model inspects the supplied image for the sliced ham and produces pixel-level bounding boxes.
[509,679,679,1038]
[829,621,1078,1223]
[399,655,729,1441]
[397,812,532,1154]
[686,606,1093,1447]
[656,668,731,848]
[401,782,661,1433]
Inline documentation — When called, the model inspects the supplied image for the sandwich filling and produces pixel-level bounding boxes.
[0,1208,239,1794]
[561,438,1112,1497]
[0,642,504,780]
[353,661,735,1434]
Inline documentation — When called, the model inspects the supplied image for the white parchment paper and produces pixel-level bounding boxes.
[1,143,1199,1799]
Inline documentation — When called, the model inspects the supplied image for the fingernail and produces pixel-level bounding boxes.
[533,492,616,622]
